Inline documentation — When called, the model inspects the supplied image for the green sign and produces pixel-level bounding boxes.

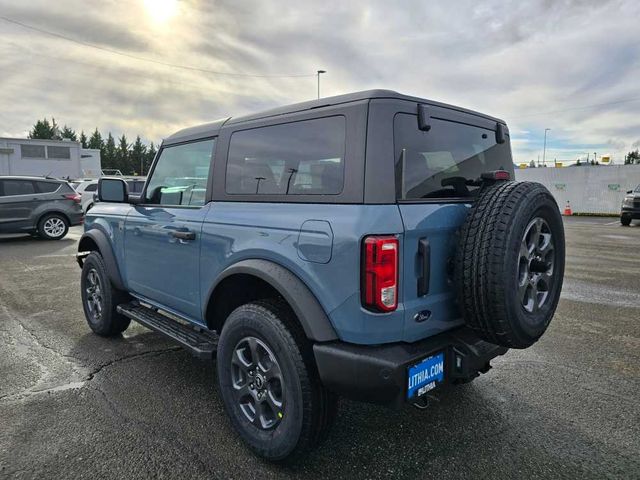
[555,183,566,191]
[608,184,620,191]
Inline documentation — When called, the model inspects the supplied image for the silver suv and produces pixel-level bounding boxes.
[0,176,83,240]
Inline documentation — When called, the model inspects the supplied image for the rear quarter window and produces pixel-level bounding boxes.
[36,181,61,193]
[225,116,346,196]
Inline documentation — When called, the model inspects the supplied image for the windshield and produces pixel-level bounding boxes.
[394,114,513,200]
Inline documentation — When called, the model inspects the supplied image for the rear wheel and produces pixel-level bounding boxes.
[38,213,69,240]
[620,215,631,226]
[81,252,131,336]
[216,299,337,461]
[455,181,565,348]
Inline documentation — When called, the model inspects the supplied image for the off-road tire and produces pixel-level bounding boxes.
[620,215,631,226]
[217,299,338,462]
[37,213,69,240]
[81,252,131,336]
[455,181,565,349]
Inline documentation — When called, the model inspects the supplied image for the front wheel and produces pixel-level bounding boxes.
[81,252,131,336]
[216,300,337,462]
[621,215,631,226]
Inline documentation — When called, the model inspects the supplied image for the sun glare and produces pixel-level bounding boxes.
[143,0,179,24]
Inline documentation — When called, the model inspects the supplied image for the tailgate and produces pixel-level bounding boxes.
[398,203,468,342]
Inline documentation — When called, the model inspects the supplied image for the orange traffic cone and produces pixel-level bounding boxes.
[563,201,573,216]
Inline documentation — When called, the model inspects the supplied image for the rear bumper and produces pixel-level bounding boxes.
[68,211,84,226]
[313,327,507,408]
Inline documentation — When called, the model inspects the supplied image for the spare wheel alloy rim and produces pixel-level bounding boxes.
[517,217,555,313]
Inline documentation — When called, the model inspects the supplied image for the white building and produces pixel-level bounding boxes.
[0,137,101,179]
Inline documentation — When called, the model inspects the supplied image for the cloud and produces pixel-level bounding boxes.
[0,0,639,165]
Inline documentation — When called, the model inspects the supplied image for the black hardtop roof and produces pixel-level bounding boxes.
[164,89,506,145]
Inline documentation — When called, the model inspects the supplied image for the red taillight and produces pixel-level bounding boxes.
[64,193,81,203]
[481,170,510,181]
[362,236,399,312]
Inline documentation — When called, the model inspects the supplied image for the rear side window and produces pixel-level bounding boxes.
[226,116,346,196]
[84,183,98,192]
[36,181,61,193]
[145,138,215,206]
[1,180,36,196]
[394,114,512,200]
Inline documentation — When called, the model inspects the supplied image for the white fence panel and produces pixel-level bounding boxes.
[514,165,640,214]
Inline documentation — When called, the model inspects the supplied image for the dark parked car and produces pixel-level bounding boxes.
[621,185,640,225]
[77,90,565,461]
[0,176,83,239]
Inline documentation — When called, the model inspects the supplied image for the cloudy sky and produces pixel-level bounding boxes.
[1,0,639,164]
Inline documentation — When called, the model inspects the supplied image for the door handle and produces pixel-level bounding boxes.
[170,230,196,241]
[417,237,430,296]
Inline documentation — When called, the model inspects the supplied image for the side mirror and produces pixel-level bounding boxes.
[98,178,129,203]
[627,190,633,194]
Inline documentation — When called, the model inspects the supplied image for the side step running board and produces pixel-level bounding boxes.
[117,302,219,360]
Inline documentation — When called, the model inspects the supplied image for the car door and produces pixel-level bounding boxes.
[124,138,216,321]
[0,179,38,232]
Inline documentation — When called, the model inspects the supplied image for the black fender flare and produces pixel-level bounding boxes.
[77,229,125,291]
[208,259,338,342]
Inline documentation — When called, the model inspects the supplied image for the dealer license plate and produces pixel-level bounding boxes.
[407,352,445,399]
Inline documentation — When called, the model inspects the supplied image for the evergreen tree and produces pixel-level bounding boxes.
[28,118,55,139]
[624,150,640,165]
[116,134,130,174]
[145,142,157,175]
[103,133,117,171]
[60,125,77,141]
[87,128,103,150]
[79,131,88,148]
[130,135,147,175]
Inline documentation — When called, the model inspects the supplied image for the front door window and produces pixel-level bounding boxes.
[145,139,215,206]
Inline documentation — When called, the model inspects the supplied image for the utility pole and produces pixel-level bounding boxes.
[542,128,551,167]
[316,70,326,99]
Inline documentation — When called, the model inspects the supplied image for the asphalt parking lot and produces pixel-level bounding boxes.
[0,217,638,479]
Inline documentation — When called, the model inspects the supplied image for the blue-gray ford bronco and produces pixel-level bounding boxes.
[77,90,565,461]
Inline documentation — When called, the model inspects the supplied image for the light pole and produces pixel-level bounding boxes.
[316,70,326,99]
[542,128,551,167]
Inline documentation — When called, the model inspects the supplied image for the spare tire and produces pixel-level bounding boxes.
[455,181,565,349]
